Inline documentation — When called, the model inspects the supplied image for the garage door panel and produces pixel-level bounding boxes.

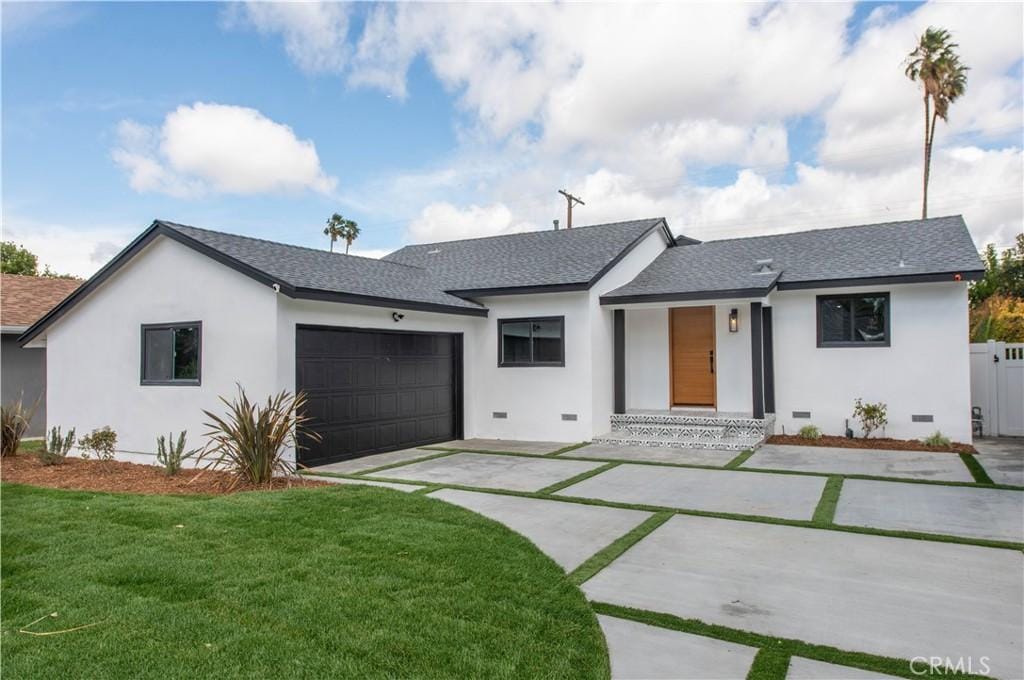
[296,327,458,466]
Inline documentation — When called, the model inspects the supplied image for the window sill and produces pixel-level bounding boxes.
[816,342,890,349]
[141,380,202,386]
[498,363,566,368]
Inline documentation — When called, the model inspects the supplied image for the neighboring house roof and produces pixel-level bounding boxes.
[1,274,81,331]
[384,218,674,295]
[19,217,673,344]
[601,215,985,304]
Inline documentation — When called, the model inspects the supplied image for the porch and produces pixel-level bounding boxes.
[606,300,777,450]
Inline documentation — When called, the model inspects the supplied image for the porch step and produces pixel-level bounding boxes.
[593,430,762,452]
[622,423,726,440]
[610,412,772,440]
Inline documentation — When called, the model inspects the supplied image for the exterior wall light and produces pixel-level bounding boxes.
[729,308,739,333]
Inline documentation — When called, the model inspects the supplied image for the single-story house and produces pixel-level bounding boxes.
[2,274,81,436]
[19,215,983,466]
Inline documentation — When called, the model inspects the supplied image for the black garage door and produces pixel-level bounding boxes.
[295,326,461,467]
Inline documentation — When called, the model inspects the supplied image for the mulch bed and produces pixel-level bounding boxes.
[0,454,328,495]
[767,434,976,455]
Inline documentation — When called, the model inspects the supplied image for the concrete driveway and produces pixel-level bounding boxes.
[310,439,1024,679]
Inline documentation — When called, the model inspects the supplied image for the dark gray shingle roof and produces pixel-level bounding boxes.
[603,215,984,302]
[383,218,669,292]
[160,221,484,311]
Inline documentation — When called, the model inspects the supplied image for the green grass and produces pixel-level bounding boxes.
[725,449,756,468]
[536,462,620,495]
[1,483,607,679]
[811,476,844,526]
[960,452,995,485]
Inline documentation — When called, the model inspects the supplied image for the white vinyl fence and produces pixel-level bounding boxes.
[970,341,1024,437]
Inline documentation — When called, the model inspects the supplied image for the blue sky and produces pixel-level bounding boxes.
[2,1,1021,277]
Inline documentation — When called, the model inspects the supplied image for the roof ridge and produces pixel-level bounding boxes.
[388,217,665,252]
[156,220,427,272]
[700,214,964,245]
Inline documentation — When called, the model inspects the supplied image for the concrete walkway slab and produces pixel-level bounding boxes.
[571,443,737,467]
[555,464,826,520]
[306,476,423,492]
[428,489,650,571]
[307,448,437,475]
[434,439,572,454]
[974,438,1024,486]
[835,480,1024,543]
[582,515,1024,680]
[598,615,757,679]
[745,445,973,482]
[366,452,605,492]
[787,658,898,679]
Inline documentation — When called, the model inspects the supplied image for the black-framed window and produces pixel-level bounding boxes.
[498,316,565,366]
[141,322,202,384]
[816,294,890,347]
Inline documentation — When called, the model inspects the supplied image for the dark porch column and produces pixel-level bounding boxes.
[750,302,764,419]
[614,309,625,414]
[762,306,775,415]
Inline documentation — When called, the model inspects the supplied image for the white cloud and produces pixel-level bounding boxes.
[408,202,533,243]
[112,103,337,197]
[2,217,137,278]
[221,1,349,74]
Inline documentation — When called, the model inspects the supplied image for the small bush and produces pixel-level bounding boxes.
[38,426,75,466]
[852,399,888,438]
[79,426,118,462]
[922,431,952,449]
[199,386,320,485]
[798,425,821,440]
[1,397,38,457]
[156,431,196,475]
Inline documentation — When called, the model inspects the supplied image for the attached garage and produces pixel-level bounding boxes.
[296,325,462,467]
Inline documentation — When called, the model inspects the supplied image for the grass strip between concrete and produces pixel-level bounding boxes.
[592,603,992,680]
[746,648,791,680]
[546,441,593,457]
[303,469,1024,551]
[536,462,621,495]
[403,445,1024,491]
[569,512,673,586]
[960,452,996,485]
[811,476,844,527]
[341,450,459,477]
[725,449,756,468]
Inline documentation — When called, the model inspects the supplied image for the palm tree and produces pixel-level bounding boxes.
[323,213,360,254]
[905,27,969,219]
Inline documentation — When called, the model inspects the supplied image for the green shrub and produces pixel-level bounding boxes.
[797,425,821,440]
[79,426,117,462]
[852,399,888,438]
[922,431,952,449]
[1,397,38,457]
[199,386,320,485]
[156,431,196,475]
[38,427,75,466]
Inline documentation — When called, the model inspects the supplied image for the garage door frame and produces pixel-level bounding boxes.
[295,324,464,467]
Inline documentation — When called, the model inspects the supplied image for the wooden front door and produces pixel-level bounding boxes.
[670,307,716,407]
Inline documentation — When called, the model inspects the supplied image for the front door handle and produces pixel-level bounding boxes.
[709,350,715,374]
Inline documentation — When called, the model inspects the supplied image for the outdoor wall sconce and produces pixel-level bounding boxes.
[728,308,738,333]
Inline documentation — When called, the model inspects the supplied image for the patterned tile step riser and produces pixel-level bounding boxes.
[611,413,774,429]
[622,425,726,440]
[592,435,764,452]
[614,424,764,439]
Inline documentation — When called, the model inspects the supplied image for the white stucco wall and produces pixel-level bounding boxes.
[772,282,972,441]
[590,228,672,435]
[44,236,279,463]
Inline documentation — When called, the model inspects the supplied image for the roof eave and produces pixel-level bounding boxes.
[775,270,985,290]
[600,284,777,306]
[291,288,489,317]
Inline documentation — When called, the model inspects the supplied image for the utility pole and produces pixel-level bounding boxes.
[558,189,585,229]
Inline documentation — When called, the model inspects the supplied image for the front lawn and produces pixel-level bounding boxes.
[1,483,607,678]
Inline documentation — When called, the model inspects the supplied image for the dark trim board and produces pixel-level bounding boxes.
[613,309,625,414]
[294,324,465,467]
[601,285,775,306]
[776,270,984,290]
[293,288,487,317]
[761,307,775,415]
[750,302,764,420]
